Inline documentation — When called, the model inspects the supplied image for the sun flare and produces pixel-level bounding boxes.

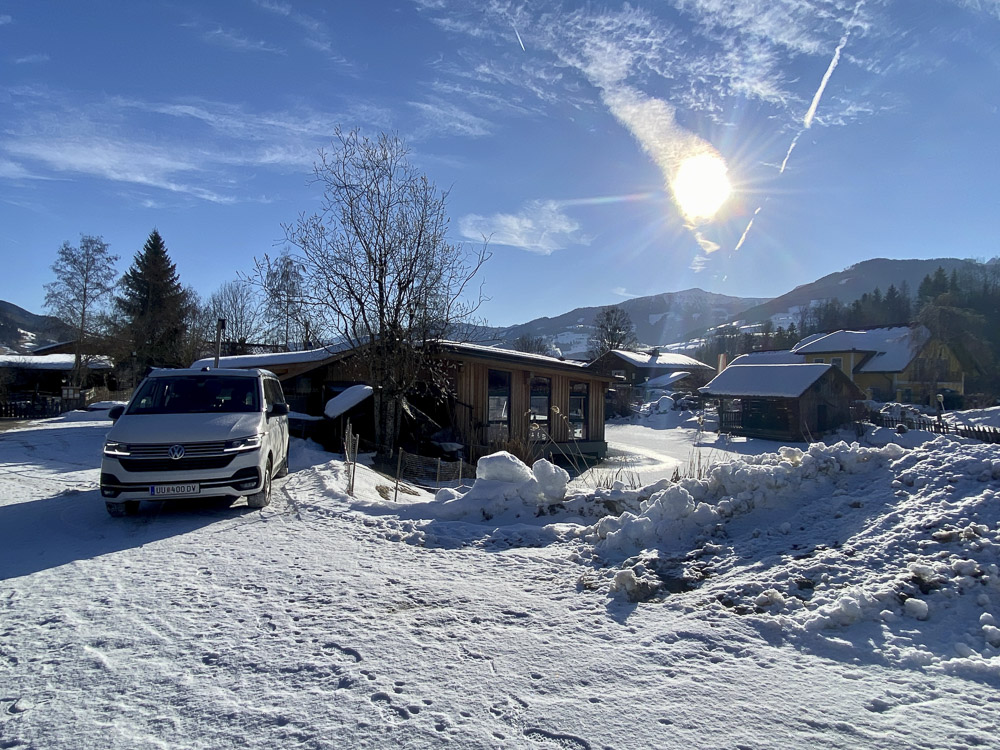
[670,153,732,222]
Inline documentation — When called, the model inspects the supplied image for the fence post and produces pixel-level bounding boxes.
[351,434,359,494]
[394,450,402,503]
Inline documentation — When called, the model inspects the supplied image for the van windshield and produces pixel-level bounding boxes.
[128,376,260,415]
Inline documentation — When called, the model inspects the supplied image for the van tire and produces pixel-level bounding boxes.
[247,458,272,508]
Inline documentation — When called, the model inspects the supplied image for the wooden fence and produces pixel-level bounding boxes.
[712,400,1000,445]
[0,398,64,420]
[866,412,1000,444]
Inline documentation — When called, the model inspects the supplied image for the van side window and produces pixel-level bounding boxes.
[264,378,285,410]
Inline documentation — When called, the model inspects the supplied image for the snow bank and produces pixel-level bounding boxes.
[357,452,581,529]
[580,435,1000,675]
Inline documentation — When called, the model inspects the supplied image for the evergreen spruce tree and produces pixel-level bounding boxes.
[115,229,191,371]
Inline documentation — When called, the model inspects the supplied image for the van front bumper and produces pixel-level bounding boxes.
[99,464,263,500]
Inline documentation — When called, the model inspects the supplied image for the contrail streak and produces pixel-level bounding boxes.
[513,25,525,52]
[735,0,864,251]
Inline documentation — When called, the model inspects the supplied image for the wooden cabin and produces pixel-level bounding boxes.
[196,340,613,460]
[700,363,864,442]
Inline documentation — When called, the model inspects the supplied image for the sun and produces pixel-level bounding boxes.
[670,152,732,222]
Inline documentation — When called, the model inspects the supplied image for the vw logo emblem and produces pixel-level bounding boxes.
[168,444,186,460]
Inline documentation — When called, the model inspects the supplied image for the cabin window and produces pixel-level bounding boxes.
[529,376,551,439]
[812,357,825,364]
[611,369,626,379]
[569,381,589,440]
[488,369,511,442]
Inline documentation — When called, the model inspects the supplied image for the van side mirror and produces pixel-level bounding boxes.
[269,402,290,417]
[109,404,125,422]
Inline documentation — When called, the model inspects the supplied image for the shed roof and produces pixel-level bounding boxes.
[728,350,805,366]
[191,343,352,371]
[607,349,713,370]
[699,363,833,398]
[0,354,112,371]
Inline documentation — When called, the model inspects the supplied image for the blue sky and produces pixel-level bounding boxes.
[1,1,999,328]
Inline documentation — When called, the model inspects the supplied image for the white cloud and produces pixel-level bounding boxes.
[0,158,33,179]
[14,54,49,65]
[409,98,493,138]
[459,200,589,254]
[200,25,285,55]
[252,0,349,64]
[5,134,236,204]
[612,287,639,298]
[0,15,11,25]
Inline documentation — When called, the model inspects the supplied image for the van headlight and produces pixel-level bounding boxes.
[103,441,131,457]
[224,435,262,453]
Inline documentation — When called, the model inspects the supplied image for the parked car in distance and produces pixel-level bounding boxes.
[100,367,290,517]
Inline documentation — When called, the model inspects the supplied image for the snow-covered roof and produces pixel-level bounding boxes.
[608,349,712,370]
[0,354,112,371]
[434,340,591,370]
[728,350,805,366]
[699,363,833,397]
[643,371,691,389]
[324,384,373,419]
[792,326,927,373]
[191,343,351,371]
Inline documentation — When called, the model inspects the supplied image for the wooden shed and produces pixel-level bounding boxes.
[699,363,864,442]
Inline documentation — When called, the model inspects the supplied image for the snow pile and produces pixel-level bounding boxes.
[373,451,578,526]
[944,405,1000,429]
[587,441,904,561]
[579,435,1000,675]
[880,401,930,423]
[324,384,373,419]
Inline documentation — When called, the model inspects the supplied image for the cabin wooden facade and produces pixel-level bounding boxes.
[700,363,864,442]
[433,342,611,460]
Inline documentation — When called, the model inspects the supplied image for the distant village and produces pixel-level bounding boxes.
[3,219,994,463]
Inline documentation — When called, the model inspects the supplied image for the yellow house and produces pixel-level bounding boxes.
[791,326,964,405]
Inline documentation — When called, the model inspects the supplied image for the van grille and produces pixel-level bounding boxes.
[125,441,229,459]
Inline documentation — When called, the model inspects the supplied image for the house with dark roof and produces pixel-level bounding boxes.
[589,348,714,390]
[790,326,964,405]
[700,363,864,441]
[0,353,114,396]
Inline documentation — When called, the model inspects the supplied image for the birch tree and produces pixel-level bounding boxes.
[44,235,118,386]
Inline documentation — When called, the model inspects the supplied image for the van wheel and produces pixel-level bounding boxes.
[276,440,289,478]
[247,458,272,508]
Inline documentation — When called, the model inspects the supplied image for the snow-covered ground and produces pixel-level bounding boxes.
[2,406,1000,749]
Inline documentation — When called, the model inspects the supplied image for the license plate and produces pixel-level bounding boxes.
[150,483,201,497]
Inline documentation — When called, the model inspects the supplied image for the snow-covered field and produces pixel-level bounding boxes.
[2,406,1000,749]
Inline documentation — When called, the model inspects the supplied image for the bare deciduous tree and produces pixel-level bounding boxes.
[44,235,118,386]
[587,305,638,361]
[511,334,550,356]
[270,128,490,459]
[208,280,267,353]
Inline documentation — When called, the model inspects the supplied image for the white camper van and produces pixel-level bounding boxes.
[100,368,290,516]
